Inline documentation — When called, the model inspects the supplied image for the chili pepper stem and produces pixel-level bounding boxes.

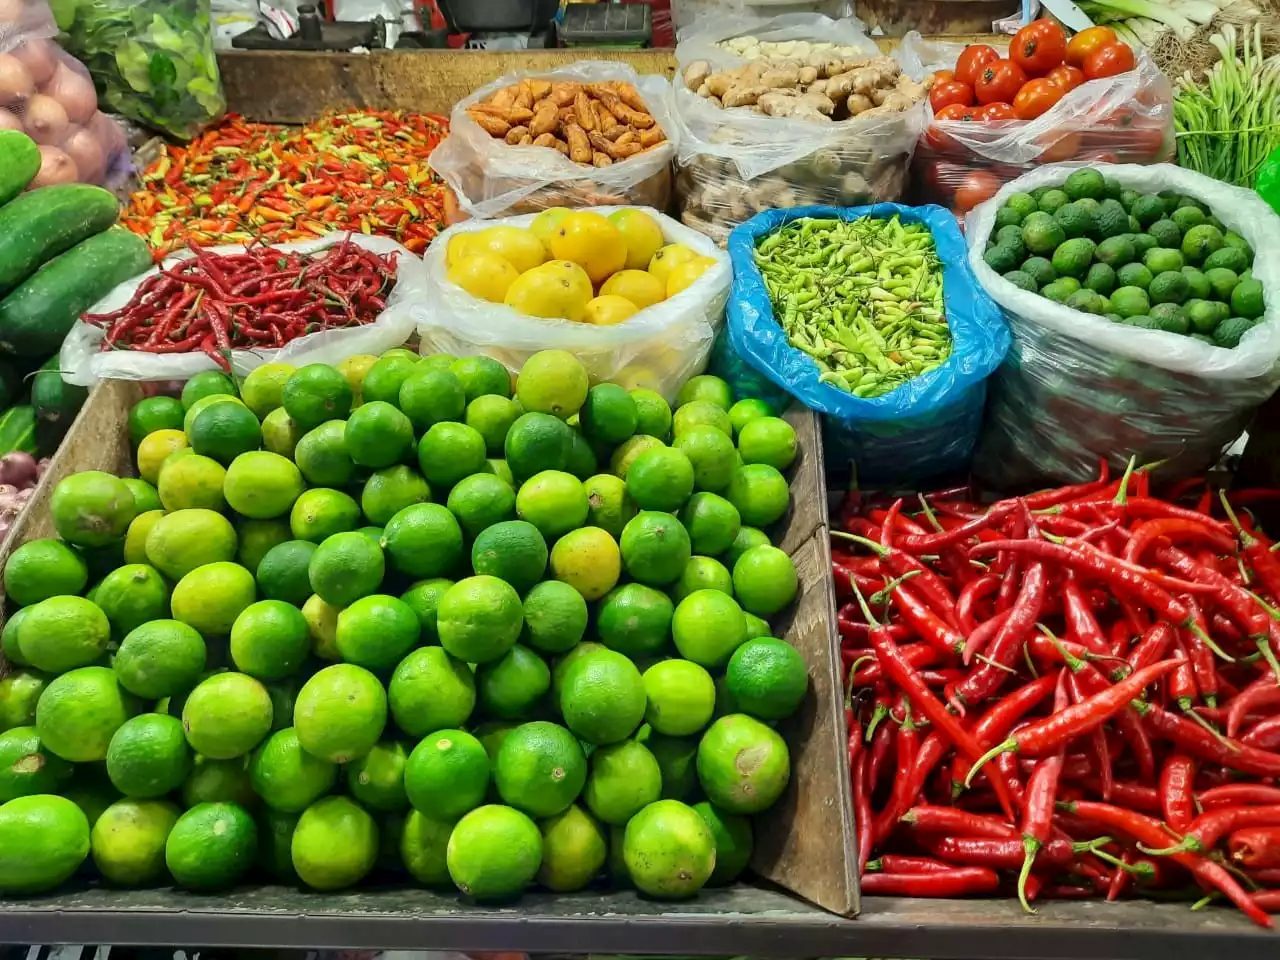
[1017,838,1039,914]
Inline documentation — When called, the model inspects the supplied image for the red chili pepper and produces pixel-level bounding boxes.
[950,673,1056,795]
[1068,670,1113,803]
[1229,826,1280,868]
[1062,572,1110,656]
[951,557,1046,703]
[1139,703,1280,777]
[859,868,1000,897]
[887,582,966,657]
[899,804,1018,839]
[1062,799,1272,927]
[1200,784,1280,810]
[1244,715,1280,750]
[918,834,1104,870]
[873,699,922,840]
[1160,753,1197,831]
[1022,461,1111,510]
[1123,517,1237,566]
[1126,622,1176,676]
[1017,669,1071,912]
[853,749,872,874]
[1145,804,1280,856]
[956,574,999,633]
[866,854,954,875]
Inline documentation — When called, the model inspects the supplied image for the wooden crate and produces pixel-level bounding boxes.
[0,379,855,917]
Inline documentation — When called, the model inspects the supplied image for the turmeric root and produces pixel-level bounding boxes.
[505,125,530,144]
[468,109,510,137]
[565,122,592,164]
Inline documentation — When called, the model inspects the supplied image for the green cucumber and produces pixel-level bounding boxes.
[0,228,152,358]
[0,405,38,457]
[0,132,40,208]
[32,355,88,453]
[0,184,120,295]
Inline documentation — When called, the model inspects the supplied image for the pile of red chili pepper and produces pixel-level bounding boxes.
[120,111,450,256]
[837,461,1280,927]
[83,237,397,371]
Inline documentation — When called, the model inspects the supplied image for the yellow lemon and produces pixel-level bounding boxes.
[600,270,666,310]
[583,295,639,327]
[608,209,666,271]
[666,257,715,298]
[533,259,594,304]
[505,264,592,322]
[446,233,479,267]
[531,208,572,251]
[549,211,628,286]
[648,244,699,286]
[473,225,548,274]
[447,253,521,303]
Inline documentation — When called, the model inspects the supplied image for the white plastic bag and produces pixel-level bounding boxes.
[968,163,1280,487]
[60,235,426,385]
[672,14,924,245]
[429,62,677,221]
[415,207,731,402]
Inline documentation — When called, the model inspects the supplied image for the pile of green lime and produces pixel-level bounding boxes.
[0,349,806,903]
[983,167,1265,348]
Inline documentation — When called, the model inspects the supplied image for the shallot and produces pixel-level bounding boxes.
[62,126,104,182]
[0,53,35,105]
[31,145,78,187]
[23,93,69,145]
[10,39,56,88]
[44,60,97,124]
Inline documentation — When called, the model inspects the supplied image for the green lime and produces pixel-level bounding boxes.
[597,583,673,658]
[538,803,607,892]
[189,401,262,465]
[336,594,419,671]
[559,648,646,745]
[292,796,378,891]
[623,799,715,898]
[620,511,691,586]
[106,713,191,798]
[361,465,431,527]
[437,575,523,664]
[240,363,295,418]
[290,487,361,542]
[257,809,300,882]
[448,472,516,538]
[580,383,638,446]
[466,394,522,455]
[451,355,512,400]
[743,612,771,641]
[347,740,409,812]
[400,577,453,645]
[51,470,136,548]
[400,809,454,886]
[256,540,317,605]
[230,600,310,680]
[693,800,753,885]
[123,509,164,566]
[677,375,733,411]
[250,728,337,813]
[382,503,463,580]
[727,398,773,436]
[225,450,307,520]
[362,355,421,406]
[236,518,291,573]
[283,364,354,431]
[680,492,741,556]
[123,478,162,514]
[477,644,551,720]
[566,430,598,482]
[343,400,414,470]
[582,473,636,540]
[726,464,789,528]
[171,561,256,636]
[643,659,716,736]
[737,417,797,471]
[0,795,90,894]
[181,371,238,410]
[673,400,732,438]
[488,458,514,485]
[733,545,798,615]
[181,755,255,808]
[672,555,733,602]
[399,368,467,433]
[550,526,621,602]
[182,672,273,759]
[471,520,547,593]
[419,422,488,488]
[583,739,661,826]
[405,728,489,820]
[113,620,206,699]
[522,580,587,655]
[672,426,737,492]
[17,594,110,673]
[610,434,665,479]
[389,646,475,737]
[494,720,586,817]
[294,663,387,763]
[726,637,807,721]
[94,563,170,639]
[302,594,339,660]
[294,420,354,487]
[630,388,672,438]
[446,803,541,901]
[516,350,588,419]
[0,726,73,802]
[0,671,47,733]
[696,714,790,814]
[513,470,587,540]
[157,452,226,512]
[672,589,747,668]
[505,411,574,483]
[626,447,695,512]
[3,538,87,607]
[36,666,134,763]
[90,798,180,886]
[309,531,385,606]
[128,396,186,445]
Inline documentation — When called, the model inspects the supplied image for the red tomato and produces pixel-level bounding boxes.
[933,69,956,83]
[974,59,1028,105]
[1012,78,1066,120]
[979,102,1017,120]
[933,103,972,121]
[954,171,1001,213]
[1046,64,1085,91]
[955,44,1000,89]
[1038,131,1083,162]
[929,80,975,113]
[1065,25,1117,67]
[1011,19,1067,75]
[1084,41,1136,79]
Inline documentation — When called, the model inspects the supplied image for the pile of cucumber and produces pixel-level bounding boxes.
[0,130,152,458]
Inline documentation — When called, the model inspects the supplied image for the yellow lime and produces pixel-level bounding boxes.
[301,593,341,660]
[622,798,715,897]
[601,268,666,309]
[504,263,591,321]
[241,363,296,418]
[648,244,698,285]
[172,562,257,637]
[549,211,627,285]
[515,349,589,420]
[336,354,378,402]
[261,407,302,459]
[608,209,666,271]
[145,508,237,580]
[123,509,164,565]
[537,803,606,892]
[550,526,621,602]
[137,429,189,484]
[157,453,225,512]
[474,225,548,273]
[530,208,571,250]
[583,295,638,326]
[667,257,715,298]
[224,450,305,520]
[448,252,520,303]
[446,232,478,266]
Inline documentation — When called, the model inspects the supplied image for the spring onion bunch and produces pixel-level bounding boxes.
[1174,23,1280,187]
[1078,0,1237,44]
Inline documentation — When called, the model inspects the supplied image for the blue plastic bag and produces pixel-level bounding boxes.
[726,203,1010,485]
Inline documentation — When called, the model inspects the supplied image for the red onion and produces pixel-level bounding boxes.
[23,93,69,145]
[31,145,78,187]
[10,39,56,88]
[0,452,39,489]
[0,53,35,106]
[43,60,97,125]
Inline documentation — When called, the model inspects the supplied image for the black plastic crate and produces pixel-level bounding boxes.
[558,2,651,46]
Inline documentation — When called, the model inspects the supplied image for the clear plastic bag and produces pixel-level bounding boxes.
[58,0,226,142]
[726,203,1010,484]
[59,235,425,385]
[901,33,1175,215]
[429,62,677,221]
[0,0,129,187]
[968,163,1280,488]
[672,13,925,246]
[415,207,731,402]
